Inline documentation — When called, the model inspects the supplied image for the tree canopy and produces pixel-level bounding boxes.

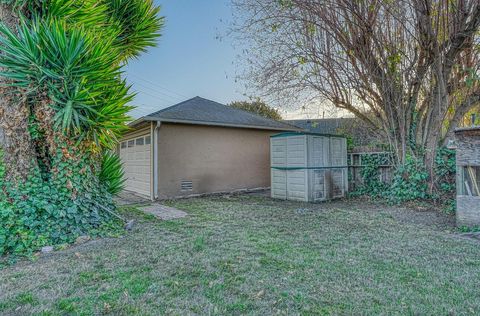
[230,99,283,120]
[232,0,480,187]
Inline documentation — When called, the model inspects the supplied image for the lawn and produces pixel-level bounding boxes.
[1,194,479,315]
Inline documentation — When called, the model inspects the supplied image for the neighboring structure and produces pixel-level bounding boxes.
[270,132,348,202]
[118,97,300,200]
[286,118,356,134]
[286,118,384,150]
[454,127,480,227]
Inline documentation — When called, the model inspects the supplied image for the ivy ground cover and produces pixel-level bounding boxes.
[1,195,479,315]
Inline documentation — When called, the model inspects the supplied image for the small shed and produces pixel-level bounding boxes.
[270,132,348,202]
[454,127,480,227]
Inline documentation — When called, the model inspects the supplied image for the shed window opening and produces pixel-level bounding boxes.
[136,137,144,146]
[127,140,135,148]
[145,136,151,145]
[463,166,480,196]
[121,142,126,149]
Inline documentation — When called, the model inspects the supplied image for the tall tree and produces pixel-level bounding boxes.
[232,0,480,188]
[0,1,162,255]
[230,99,283,120]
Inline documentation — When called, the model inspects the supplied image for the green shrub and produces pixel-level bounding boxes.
[100,152,126,195]
[434,147,456,192]
[388,155,429,203]
[352,148,456,208]
[350,154,389,198]
[0,146,122,257]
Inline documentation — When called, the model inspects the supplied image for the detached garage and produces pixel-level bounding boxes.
[118,97,299,200]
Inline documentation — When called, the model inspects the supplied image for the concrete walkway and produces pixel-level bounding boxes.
[115,190,151,206]
[140,204,188,220]
[116,191,187,220]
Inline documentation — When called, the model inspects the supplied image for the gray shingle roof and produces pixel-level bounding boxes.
[141,97,299,131]
[286,118,387,148]
[286,118,357,134]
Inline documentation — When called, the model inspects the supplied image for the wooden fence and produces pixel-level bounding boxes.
[348,152,393,191]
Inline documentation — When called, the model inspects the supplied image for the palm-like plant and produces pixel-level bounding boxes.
[0,0,162,148]
[0,0,165,256]
[0,0,162,217]
[100,152,126,195]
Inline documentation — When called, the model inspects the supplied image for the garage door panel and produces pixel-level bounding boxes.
[119,134,151,196]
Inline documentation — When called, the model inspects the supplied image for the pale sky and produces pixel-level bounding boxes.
[124,0,340,120]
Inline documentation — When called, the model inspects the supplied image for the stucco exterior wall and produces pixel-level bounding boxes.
[157,123,276,199]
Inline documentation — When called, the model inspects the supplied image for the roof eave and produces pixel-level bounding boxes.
[142,116,301,132]
[128,117,146,128]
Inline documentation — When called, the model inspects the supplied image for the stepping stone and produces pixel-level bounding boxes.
[41,246,54,253]
[140,204,188,220]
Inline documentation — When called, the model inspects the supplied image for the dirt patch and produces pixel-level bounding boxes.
[334,197,456,230]
[382,206,455,230]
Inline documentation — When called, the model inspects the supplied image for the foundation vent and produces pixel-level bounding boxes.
[181,180,193,192]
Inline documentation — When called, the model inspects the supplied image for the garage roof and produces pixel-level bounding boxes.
[134,96,300,131]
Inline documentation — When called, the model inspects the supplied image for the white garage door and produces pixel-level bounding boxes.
[119,134,151,196]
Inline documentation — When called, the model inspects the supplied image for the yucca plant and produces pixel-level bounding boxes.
[100,152,126,195]
[0,18,131,148]
[0,0,163,255]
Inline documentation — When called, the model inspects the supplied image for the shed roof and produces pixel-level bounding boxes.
[133,97,300,131]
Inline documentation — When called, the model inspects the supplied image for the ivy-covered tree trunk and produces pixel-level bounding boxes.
[0,4,36,182]
[0,0,163,257]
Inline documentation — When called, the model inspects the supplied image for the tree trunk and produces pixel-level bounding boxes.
[423,63,449,194]
[0,5,36,182]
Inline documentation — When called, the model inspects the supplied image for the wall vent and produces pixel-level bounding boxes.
[181,180,193,191]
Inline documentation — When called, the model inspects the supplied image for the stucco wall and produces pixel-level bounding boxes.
[157,123,276,199]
